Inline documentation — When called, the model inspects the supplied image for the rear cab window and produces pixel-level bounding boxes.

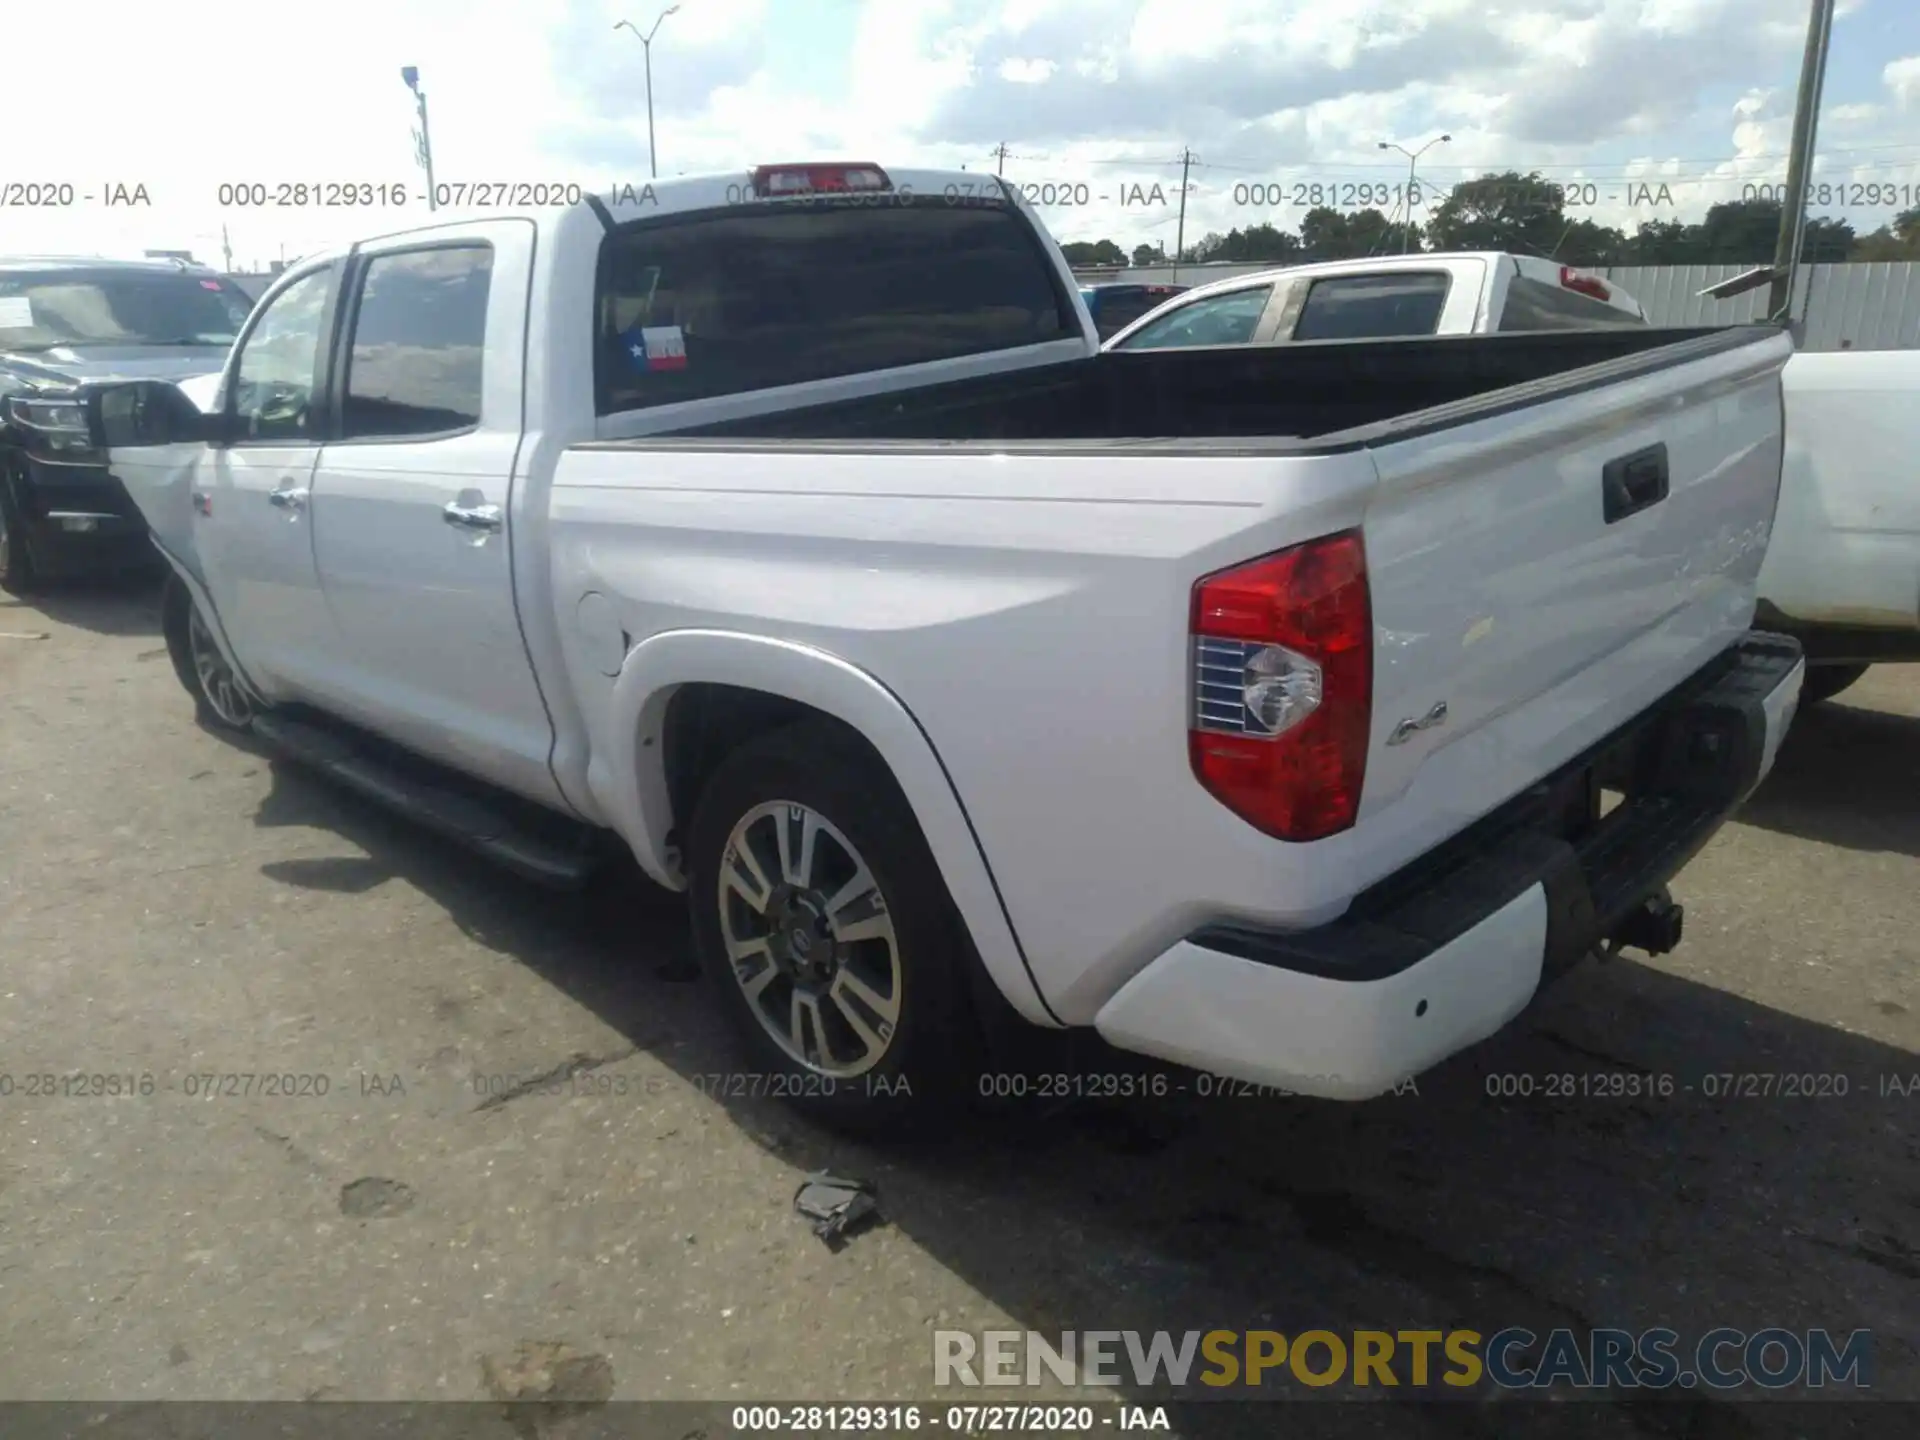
[593,183,1078,415]
[1291,272,1451,341]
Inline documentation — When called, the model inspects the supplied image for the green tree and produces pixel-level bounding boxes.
[1425,171,1566,255]
[1058,239,1128,267]
[1624,218,1700,264]
[1131,241,1168,266]
[1179,231,1224,264]
[1299,207,1412,259]
[1556,219,1632,267]
[1186,226,1304,264]
[1853,205,1920,261]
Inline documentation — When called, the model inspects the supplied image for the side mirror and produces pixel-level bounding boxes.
[82,379,216,449]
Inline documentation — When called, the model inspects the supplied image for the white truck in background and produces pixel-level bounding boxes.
[52,168,1803,1132]
[1109,251,1920,705]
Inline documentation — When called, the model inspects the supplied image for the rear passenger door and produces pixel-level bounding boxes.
[306,219,562,808]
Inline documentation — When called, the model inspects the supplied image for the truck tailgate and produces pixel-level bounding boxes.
[1357,326,1792,828]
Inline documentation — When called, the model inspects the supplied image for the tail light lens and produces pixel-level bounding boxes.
[1189,531,1372,841]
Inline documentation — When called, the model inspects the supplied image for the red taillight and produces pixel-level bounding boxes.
[1188,531,1372,842]
[1560,266,1611,302]
[751,162,892,197]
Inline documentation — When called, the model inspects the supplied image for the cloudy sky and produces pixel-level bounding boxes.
[10,0,1919,270]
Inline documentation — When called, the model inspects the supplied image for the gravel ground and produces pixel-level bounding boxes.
[1,578,1914,1438]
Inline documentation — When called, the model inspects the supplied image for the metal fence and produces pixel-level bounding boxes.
[1070,260,1920,350]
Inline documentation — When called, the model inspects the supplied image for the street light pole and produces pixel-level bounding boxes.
[615,7,680,181]
[1767,0,1838,324]
[401,66,436,210]
[1378,134,1450,253]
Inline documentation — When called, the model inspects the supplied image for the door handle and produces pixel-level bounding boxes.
[442,499,503,532]
[268,486,309,510]
[1602,443,1669,524]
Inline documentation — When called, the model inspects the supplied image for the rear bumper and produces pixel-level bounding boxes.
[1094,631,1805,1099]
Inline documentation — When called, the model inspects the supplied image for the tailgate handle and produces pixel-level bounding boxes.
[1603,443,1669,524]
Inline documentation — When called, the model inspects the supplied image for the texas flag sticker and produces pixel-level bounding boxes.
[626,324,687,372]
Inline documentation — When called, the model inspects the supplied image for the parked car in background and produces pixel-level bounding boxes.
[1101,252,1648,353]
[1077,280,1188,340]
[0,255,253,591]
[83,171,1801,1132]
[1111,250,1919,705]
[1749,347,1920,702]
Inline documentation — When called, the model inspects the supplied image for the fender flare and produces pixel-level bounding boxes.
[588,628,1062,1028]
[152,534,270,707]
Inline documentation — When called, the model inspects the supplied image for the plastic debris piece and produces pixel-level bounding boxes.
[792,1170,883,1251]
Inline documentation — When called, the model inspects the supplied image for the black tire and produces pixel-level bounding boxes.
[1801,663,1869,706]
[161,572,256,732]
[685,717,986,1134]
[0,460,36,596]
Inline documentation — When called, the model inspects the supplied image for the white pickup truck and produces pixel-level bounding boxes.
[67,166,1804,1130]
[1109,250,1920,704]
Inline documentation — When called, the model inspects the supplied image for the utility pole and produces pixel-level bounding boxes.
[401,67,436,210]
[221,224,233,274]
[1767,0,1838,324]
[615,8,681,180]
[1173,149,1193,279]
[992,143,1011,177]
[1377,134,1450,253]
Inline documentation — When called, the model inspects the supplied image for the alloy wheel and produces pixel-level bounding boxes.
[716,800,903,1079]
[187,602,254,727]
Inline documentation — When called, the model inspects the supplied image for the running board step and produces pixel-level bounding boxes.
[249,713,599,890]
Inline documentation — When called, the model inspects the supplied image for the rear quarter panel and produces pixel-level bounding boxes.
[547,442,1385,1022]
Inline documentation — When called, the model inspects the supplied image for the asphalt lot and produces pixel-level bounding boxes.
[1,577,1915,1436]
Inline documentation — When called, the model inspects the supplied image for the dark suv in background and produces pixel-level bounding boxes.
[1076,280,1188,341]
[0,256,253,592]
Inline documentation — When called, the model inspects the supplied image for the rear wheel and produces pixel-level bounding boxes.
[162,573,256,731]
[1802,663,1869,706]
[686,718,984,1133]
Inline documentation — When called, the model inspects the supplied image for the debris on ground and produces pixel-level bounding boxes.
[792,1170,884,1251]
[480,1340,616,1439]
[339,1175,417,1217]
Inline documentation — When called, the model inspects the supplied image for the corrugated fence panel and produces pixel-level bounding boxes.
[1075,260,1920,349]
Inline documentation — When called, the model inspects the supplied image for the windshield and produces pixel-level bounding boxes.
[0,270,254,352]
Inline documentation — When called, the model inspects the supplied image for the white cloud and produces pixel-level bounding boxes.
[1887,55,1920,109]
[7,0,1917,268]
[998,58,1059,82]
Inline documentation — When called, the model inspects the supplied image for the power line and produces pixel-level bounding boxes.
[1060,139,1920,174]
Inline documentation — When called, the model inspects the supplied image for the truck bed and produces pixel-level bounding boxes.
[551,321,1792,1022]
[609,326,1759,448]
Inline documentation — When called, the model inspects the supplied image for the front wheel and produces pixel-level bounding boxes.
[685,719,985,1133]
[161,573,256,731]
